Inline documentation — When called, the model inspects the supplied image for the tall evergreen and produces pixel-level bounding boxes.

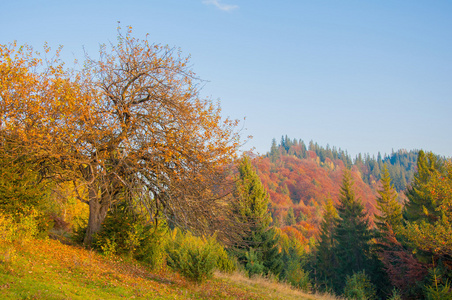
[404,150,444,223]
[269,138,279,161]
[232,156,282,276]
[375,165,403,232]
[315,197,339,291]
[332,170,374,292]
[233,156,271,232]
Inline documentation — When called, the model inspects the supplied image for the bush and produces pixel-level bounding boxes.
[0,210,42,244]
[215,245,237,273]
[94,203,141,256]
[134,220,168,270]
[388,288,402,300]
[424,267,452,300]
[285,263,312,292]
[166,229,232,282]
[93,202,168,269]
[0,149,54,238]
[0,149,49,215]
[343,270,377,300]
[245,248,265,277]
[0,210,44,267]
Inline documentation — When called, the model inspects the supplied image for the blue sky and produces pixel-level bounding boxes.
[2,1,451,158]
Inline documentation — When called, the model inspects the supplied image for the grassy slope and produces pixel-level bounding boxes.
[0,238,330,300]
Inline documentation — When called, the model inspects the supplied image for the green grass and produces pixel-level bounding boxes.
[0,238,332,299]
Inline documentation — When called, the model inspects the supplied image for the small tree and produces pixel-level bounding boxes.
[286,207,296,226]
[343,270,377,300]
[375,165,403,233]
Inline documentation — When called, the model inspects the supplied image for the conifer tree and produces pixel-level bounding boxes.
[315,197,339,290]
[375,165,403,232]
[286,207,296,226]
[332,171,374,292]
[233,156,271,233]
[404,150,444,223]
[232,156,282,276]
[269,138,279,161]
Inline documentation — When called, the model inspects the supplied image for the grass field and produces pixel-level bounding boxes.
[0,237,338,300]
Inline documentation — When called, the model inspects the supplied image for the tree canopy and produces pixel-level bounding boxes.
[0,27,243,245]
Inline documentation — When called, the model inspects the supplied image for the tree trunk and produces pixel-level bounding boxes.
[83,186,110,246]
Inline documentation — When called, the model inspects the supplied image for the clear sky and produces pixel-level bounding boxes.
[2,1,451,158]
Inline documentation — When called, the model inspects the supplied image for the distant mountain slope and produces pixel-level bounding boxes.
[253,136,418,242]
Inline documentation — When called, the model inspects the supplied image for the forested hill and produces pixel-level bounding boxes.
[252,136,419,242]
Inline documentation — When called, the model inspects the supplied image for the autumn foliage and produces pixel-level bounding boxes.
[0,27,243,245]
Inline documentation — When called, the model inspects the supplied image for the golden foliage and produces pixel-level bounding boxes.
[0,28,244,244]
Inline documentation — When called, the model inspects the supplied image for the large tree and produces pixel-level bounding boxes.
[232,155,282,276]
[315,196,339,290]
[331,170,375,292]
[0,28,243,245]
[404,150,444,223]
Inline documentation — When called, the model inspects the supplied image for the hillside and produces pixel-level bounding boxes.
[253,137,418,242]
[0,238,332,300]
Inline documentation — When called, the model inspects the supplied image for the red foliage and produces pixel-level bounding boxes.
[254,152,378,242]
[378,228,430,296]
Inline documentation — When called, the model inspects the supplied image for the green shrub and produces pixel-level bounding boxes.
[0,210,44,267]
[93,202,169,269]
[0,210,42,244]
[94,202,141,256]
[134,220,169,270]
[285,262,312,292]
[0,149,54,238]
[387,288,402,300]
[0,150,49,215]
[215,245,237,273]
[166,229,229,282]
[245,248,265,277]
[424,267,452,300]
[343,270,377,300]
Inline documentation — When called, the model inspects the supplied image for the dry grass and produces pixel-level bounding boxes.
[215,271,342,300]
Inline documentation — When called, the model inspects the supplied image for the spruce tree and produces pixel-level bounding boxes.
[375,165,403,232]
[233,156,271,233]
[286,207,296,226]
[269,138,279,162]
[232,156,282,276]
[315,197,339,291]
[332,170,374,292]
[404,150,444,223]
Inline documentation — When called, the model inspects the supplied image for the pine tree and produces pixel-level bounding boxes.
[269,138,279,162]
[332,170,374,292]
[233,156,271,233]
[375,165,403,232]
[261,227,284,276]
[404,150,444,223]
[286,207,296,226]
[315,196,339,291]
[232,156,282,276]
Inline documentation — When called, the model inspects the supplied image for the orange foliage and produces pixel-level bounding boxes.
[254,151,378,242]
[281,226,307,245]
[1,28,244,244]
